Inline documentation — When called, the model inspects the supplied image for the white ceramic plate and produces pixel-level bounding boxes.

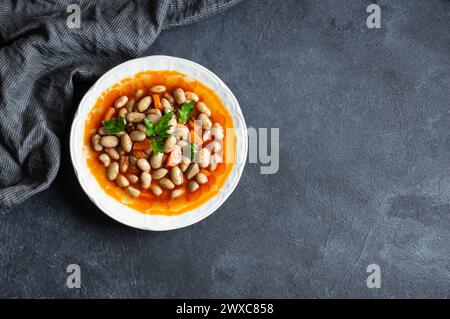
[70,55,247,231]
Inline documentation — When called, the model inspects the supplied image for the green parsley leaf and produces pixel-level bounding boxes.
[151,138,164,154]
[154,111,174,135]
[144,112,174,154]
[177,101,195,124]
[103,116,125,134]
[144,118,155,136]
[190,143,198,161]
[145,111,174,138]
[155,111,173,137]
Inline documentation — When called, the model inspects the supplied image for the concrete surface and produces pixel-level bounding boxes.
[1,0,450,298]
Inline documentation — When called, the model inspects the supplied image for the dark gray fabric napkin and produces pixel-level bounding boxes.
[0,0,241,211]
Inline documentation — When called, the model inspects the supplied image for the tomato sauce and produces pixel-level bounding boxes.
[83,71,235,216]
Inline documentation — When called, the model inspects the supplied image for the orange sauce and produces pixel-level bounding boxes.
[84,71,235,216]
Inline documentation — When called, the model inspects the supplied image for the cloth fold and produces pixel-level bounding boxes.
[0,0,241,210]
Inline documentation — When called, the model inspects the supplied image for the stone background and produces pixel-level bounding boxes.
[1,0,450,298]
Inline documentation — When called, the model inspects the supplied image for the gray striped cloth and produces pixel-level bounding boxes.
[0,0,241,211]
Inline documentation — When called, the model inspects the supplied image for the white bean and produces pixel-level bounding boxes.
[137,96,152,112]
[147,109,162,116]
[171,189,185,199]
[150,152,163,169]
[130,130,146,142]
[114,131,125,137]
[125,186,140,198]
[98,153,111,167]
[196,173,208,184]
[98,127,108,135]
[152,168,168,180]
[198,113,212,129]
[161,98,173,114]
[170,166,183,186]
[135,89,145,100]
[196,102,211,116]
[197,148,211,168]
[126,99,136,112]
[105,148,120,160]
[209,162,218,172]
[163,136,177,153]
[146,113,162,125]
[91,134,103,152]
[159,178,175,190]
[126,112,145,123]
[167,118,177,134]
[140,172,152,189]
[185,163,200,179]
[126,174,139,184]
[187,181,199,192]
[106,162,119,180]
[137,158,151,172]
[164,93,175,104]
[121,133,132,153]
[203,129,212,142]
[136,123,147,132]
[179,161,190,172]
[116,175,129,188]
[174,124,189,141]
[100,135,119,148]
[173,88,186,105]
[151,185,163,196]
[114,96,128,108]
[119,155,129,173]
[185,92,199,102]
[150,85,166,93]
[118,107,127,118]
[212,122,224,140]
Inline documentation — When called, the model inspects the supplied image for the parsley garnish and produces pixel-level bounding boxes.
[144,111,174,154]
[103,116,125,134]
[151,139,164,154]
[145,111,174,138]
[177,101,195,124]
[190,143,198,161]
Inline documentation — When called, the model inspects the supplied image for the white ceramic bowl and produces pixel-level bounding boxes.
[70,56,247,231]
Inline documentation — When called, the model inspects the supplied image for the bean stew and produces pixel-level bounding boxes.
[84,71,235,216]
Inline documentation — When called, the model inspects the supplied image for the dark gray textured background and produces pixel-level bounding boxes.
[1,0,450,298]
